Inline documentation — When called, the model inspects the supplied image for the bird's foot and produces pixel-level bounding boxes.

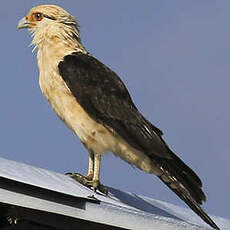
[66,172,108,195]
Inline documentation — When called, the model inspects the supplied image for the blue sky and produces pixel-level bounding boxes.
[0,0,229,219]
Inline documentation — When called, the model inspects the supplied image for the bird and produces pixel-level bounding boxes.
[17,5,219,229]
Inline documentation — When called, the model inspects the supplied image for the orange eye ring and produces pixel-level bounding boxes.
[32,12,44,21]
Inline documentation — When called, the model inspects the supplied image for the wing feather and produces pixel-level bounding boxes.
[58,52,169,158]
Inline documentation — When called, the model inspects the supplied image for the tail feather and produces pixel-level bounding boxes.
[171,153,203,190]
[157,159,220,230]
[170,152,206,204]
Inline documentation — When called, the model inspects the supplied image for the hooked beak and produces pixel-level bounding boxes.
[17,17,30,29]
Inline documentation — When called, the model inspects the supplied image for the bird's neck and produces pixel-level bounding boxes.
[36,36,87,72]
[31,24,87,67]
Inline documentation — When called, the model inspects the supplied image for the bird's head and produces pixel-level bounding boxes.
[17,5,81,48]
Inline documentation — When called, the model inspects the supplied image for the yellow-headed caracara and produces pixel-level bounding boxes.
[17,5,219,229]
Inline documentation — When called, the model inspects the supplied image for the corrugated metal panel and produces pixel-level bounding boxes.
[0,157,228,230]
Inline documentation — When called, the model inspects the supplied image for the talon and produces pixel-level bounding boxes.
[97,182,109,195]
[66,173,92,188]
[66,173,108,195]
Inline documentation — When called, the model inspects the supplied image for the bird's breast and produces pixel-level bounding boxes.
[39,70,118,155]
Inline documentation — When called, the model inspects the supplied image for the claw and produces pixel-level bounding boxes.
[66,172,108,195]
[97,183,108,195]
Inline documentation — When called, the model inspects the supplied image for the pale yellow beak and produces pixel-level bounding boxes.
[17,17,30,29]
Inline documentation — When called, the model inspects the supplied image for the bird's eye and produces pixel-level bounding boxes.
[32,12,43,21]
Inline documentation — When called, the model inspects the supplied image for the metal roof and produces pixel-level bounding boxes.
[0,157,228,230]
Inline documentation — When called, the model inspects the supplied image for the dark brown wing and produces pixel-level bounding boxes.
[58,52,169,159]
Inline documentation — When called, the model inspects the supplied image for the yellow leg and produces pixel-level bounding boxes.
[67,152,108,195]
[87,150,94,180]
[92,154,108,194]
[93,154,101,182]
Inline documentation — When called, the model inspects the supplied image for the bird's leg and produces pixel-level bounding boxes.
[86,150,94,180]
[66,150,94,187]
[67,151,108,195]
[92,154,108,195]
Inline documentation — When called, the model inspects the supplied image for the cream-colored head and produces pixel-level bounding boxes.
[18,5,81,48]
